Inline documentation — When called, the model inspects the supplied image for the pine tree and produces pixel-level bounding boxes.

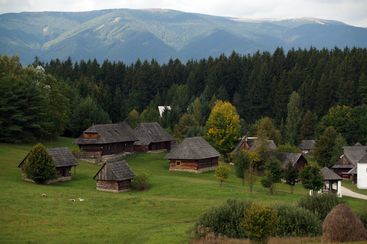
[285,91,302,145]
[299,110,317,140]
[358,73,367,104]
[24,143,57,184]
[234,150,251,186]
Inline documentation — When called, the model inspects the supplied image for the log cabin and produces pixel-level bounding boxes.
[166,137,220,173]
[93,159,134,192]
[18,147,78,183]
[133,122,175,152]
[332,145,367,178]
[232,136,277,155]
[75,122,137,156]
[277,152,308,170]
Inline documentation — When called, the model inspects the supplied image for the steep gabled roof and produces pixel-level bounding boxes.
[93,160,134,181]
[133,122,175,146]
[277,152,306,169]
[342,146,367,166]
[166,137,220,160]
[75,122,137,145]
[18,147,77,168]
[357,153,367,164]
[347,166,357,175]
[321,167,342,181]
[232,136,277,154]
[298,140,316,151]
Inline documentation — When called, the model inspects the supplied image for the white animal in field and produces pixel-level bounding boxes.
[41,193,47,197]
[78,198,85,202]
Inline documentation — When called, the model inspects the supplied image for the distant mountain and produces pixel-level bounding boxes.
[1,9,367,64]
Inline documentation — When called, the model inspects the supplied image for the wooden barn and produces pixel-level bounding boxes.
[232,136,277,154]
[332,145,367,178]
[277,152,308,170]
[18,147,78,183]
[133,122,175,152]
[75,122,137,156]
[93,160,135,192]
[166,137,220,173]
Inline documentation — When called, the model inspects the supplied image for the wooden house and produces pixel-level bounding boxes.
[133,122,175,152]
[277,152,308,170]
[232,136,277,154]
[75,122,137,156]
[321,167,342,197]
[332,145,367,178]
[18,147,78,183]
[166,137,220,173]
[93,160,135,192]
[298,140,316,154]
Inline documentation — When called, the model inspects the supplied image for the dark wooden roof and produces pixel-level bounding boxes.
[342,146,367,166]
[133,122,175,146]
[321,167,342,181]
[18,147,77,168]
[93,160,134,181]
[298,140,316,150]
[277,152,306,169]
[166,137,220,160]
[347,166,357,175]
[232,136,277,153]
[358,153,367,164]
[75,122,137,145]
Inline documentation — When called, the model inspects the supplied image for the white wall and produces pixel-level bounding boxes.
[357,163,367,189]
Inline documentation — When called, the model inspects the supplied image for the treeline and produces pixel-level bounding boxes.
[1,47,367,143]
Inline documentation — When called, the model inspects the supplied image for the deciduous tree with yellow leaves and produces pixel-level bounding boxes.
[205,100,241,159]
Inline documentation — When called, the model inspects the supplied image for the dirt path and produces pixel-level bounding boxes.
[341,186,367,200]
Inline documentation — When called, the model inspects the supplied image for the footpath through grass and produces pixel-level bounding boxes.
[0,138,365,243]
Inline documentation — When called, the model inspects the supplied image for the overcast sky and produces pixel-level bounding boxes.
[0,0,366,27]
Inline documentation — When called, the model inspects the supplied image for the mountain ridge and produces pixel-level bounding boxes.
[1,8,367,64]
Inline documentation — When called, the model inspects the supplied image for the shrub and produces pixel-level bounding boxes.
[195,199,250,239]
[323,204,367,242]
[298,193,344,220]
[131,173,150,191]
[241,203,278,242]
[275,205,321,237]
[215,164,230,186]
[24,143,57,184]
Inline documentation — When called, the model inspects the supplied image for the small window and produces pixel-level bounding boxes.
[176,161,181,166]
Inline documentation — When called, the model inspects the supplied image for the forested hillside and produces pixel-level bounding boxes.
[1,47,367,144]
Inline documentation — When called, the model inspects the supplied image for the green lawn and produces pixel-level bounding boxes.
[0,138,366,243]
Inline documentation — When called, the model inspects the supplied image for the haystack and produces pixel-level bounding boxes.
[322,203,367,242]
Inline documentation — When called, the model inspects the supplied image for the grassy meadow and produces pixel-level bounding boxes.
[0,137,366,243]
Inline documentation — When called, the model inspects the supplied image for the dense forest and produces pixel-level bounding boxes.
[1,47,367,145]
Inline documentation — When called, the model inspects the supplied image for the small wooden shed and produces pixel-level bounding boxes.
[93,160,134,192]
[166,137,220,173]
[18,147,78,183]
[277,152,308,170]
[321,167,343,197]
[133,122,175,152]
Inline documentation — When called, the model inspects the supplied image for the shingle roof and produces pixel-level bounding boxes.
[18,147,77,168]
[133,122,175,146]
[347,166,357,175]
[232,136,277,153]
[342,146,367,166]
[93,160,134,181]
[166,137,220,160]
[277,152,305,169]
[331,164,354,169]
[298,140,316,151]
[358,153,367,164]
[321,167,342,181]
[75,122,137,145]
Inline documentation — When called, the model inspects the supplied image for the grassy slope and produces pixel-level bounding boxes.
[0,138,365,243]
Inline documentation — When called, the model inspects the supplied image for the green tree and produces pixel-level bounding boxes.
[358,73,367,104]
[24,143,57,184]
[127,109,140,128]
[300,165,324,195]
[299,110,317,140]
[284,162,298,193]
[314,126,345,167]
[215,164,230,186]
[234,150,251,186]
[140,102,159,123]
[285,91,302,145]
[205,100,241,158]
[261,157,283,194]
[254,117,281,145]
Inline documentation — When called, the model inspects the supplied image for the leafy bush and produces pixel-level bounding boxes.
[241,203,278,242]
[298,194,344,220]
[215,164,230,186]
[131,173,150,191]
[24,143,57,184]
[195,199,250,239]
[275,205,322,237]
